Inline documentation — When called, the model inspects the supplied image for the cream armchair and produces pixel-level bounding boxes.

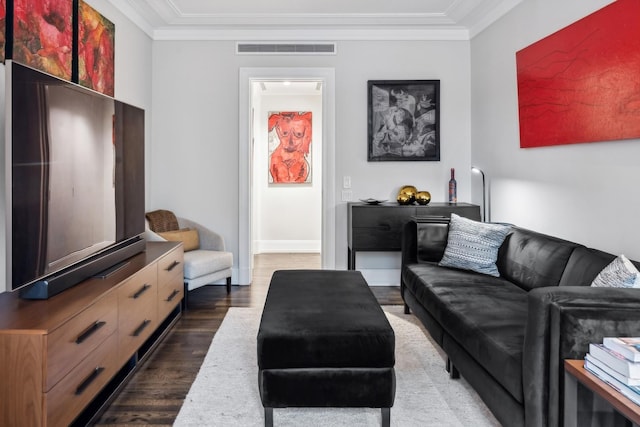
[145,212,233,308]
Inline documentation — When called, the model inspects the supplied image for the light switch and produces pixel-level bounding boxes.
[343,176,351,189]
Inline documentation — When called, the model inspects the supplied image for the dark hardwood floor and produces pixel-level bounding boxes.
[94,253,403,425]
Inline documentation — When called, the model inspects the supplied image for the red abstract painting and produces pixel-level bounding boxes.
[268,112,312,184]
[13,0,73,80]
[516,0,640,148]
[78,0,114,96]
[0,0,5,62]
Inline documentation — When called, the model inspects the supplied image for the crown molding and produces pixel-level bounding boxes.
[107,0,156,38]
[107,0,521,42]
[468,0,522,38]
[152,27,471,42]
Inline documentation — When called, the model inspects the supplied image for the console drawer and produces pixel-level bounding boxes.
[157,246,184,319]
[350,206,416,250]
[46,332,118,427]
[158,273,183,320]
[118,265,158,362]
[46,292,118,391]
[158,245,184,286]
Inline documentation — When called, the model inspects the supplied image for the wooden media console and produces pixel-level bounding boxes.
[0,241,184,426]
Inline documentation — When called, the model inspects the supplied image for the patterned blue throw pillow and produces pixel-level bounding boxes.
[591,255,640,288]
[438,214,512,277]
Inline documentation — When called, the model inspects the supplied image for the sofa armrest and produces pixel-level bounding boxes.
[401,221,419,267]
[177,217,226,251]
[523,286,640,427]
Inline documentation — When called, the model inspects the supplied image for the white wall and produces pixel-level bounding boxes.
[470,0,640,259]
[253,90,322,253]
[150,40,472,283]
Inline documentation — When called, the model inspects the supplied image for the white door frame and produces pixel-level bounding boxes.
[238,67,336,284]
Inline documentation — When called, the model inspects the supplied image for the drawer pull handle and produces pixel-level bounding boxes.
[76,321,107,344]
[166,260,181,272]
[132,319,151,337]
[75,367,105,395]
[166,289,180,302]
[132,284,151,299]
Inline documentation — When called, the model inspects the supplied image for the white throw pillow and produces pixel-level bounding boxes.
[591,254,640,288]
[438,214,512,277]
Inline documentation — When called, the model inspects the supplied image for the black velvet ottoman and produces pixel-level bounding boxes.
[257,270,396,427]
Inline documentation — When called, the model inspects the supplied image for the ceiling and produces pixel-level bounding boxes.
[108,0,522,41]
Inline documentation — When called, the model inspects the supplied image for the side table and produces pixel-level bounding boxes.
[565,359,640,427]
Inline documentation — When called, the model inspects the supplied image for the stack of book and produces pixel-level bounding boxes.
[585,337,640,405]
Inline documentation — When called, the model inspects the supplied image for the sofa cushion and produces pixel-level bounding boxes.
[416,218,450,263]
[438,214,512,277]
[183,249,233,280]
[158,228,199,251]
[403,262,527,402]
[145,209,179,232]
[591,255,640,288]
[497,227,580,291]
[558,246,616,287]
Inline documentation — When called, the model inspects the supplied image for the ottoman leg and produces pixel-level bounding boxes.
[381,407,390,427]
[264,407,273,427]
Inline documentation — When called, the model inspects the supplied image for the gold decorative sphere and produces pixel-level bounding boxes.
[399,185,418,197]
[397,185,418,205]
[416,191,431,205]
[396,193,413,205]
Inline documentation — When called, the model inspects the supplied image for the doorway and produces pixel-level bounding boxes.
[251,80,322,257]
[238,68,336,285]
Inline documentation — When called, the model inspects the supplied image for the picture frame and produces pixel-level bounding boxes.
[268,111,313,184]
[368,80,440,161]
[0,0,5,63]
[12,0,73,80]
[77,0,115,96]
[516,0,640,148]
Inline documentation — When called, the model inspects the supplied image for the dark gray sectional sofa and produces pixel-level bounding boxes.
[401,218,640,427]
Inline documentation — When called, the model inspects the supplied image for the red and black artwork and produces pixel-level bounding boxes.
[13,0,73,80]
[78,0,114,96]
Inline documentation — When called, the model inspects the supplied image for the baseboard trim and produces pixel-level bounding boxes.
[254,240,321,253]
[358,268,401,286]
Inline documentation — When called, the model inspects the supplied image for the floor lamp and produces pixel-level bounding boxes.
[471,166,487,222]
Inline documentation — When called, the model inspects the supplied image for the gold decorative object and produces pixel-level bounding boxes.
[399,185,417,197]
[396,193,413,205]
[416,191,431,205]
[397,185,418,205]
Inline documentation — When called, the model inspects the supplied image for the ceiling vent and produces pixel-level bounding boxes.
[236,42,336,55]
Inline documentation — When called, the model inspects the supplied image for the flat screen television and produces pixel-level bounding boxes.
[7,61,146,299]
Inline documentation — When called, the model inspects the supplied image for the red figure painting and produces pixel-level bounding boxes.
[13,0,73,80]
[268,112,312,184]
[516,0,640,148]
[78,0,114,96]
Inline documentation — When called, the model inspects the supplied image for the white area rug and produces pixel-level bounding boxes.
[174,306,500,426]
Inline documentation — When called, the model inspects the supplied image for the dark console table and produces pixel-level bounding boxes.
[347,202,481,270]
